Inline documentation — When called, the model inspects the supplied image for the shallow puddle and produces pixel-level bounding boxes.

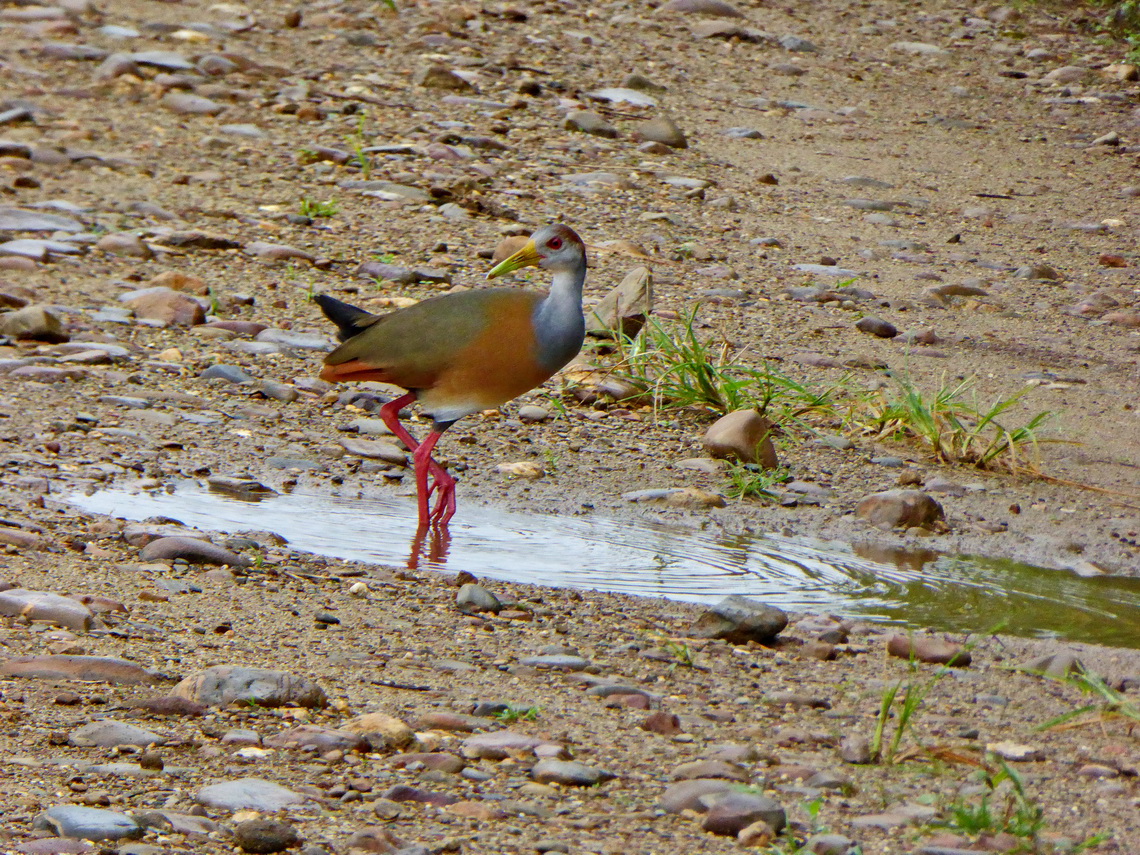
[71,482,1140,649]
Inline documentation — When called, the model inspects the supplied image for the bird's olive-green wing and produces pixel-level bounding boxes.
[323,289,541,389]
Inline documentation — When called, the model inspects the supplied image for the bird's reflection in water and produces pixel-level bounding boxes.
[407,524,452,570]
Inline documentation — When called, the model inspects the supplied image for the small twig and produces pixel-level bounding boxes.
[370,678,433,692]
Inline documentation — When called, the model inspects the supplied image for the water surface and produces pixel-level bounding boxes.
[71,482,1140,648]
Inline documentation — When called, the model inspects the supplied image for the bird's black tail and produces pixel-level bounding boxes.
[313,293,379,342]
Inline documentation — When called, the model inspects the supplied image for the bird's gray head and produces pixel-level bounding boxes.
[486,224,587,279]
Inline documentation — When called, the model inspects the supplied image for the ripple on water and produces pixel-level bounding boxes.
[69,482,1140,649]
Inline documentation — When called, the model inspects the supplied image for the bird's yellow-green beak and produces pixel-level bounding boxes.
[486,239,540,279]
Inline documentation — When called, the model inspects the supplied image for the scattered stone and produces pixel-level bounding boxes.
[196,778,311,811]
[69,720,167,748]
[703,409,779,467]
[0,655,163,684]
[636,116,688,149]
[660,778,733,813]
[659,0,744,17]
[139,536,249,566]
[691,595,788,643]
[123,289,205,327]
[564,111,619,138]
[702,790,787,836]
[588,266,652,338]
[0,589,95,630]
[855,490,945,530]
[839,734,874,764]
[531,759,615,786]
[672,759,748,781]
[172,666,328,708]
[460,730,562,760]
[887,634,972,667]
[162,93,225,115]
[855,317,898,338]
[234,819,301,854]
[0,306,66,342]
[456,583,502,614]
[339,713,415,750]
[1017,651,1085,678]
[32,807,142,841]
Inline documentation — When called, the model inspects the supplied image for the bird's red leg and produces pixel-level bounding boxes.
[378,393,420,451]
[381,394,455,522]
[412,430,456,527]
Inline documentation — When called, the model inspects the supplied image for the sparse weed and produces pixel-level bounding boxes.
[1037,670,1140,730]
[207,286,223,317]
[662,640,695,667]
[724,462,790,501]
[496,705,540,723]
[847,375,1057,473]
[300,197,339,218]
[373,252,398,264]
[347,112,373,179]
[943,759,1044,842]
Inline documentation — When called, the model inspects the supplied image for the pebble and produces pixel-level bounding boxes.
[636,115,688,148]
[162,93,225,115]
[172,665,329,708]
[139,536,250,566]
[855,317,898,338]
[672,759,748,781]
[702,790,787,836]
[659,0,744,17]
[519,654,590,670]
[460,731,561,760]
[339,438,407,464]
[200,364,254,383]
[339,713,415,750]
[887,634,972,667]
[69,720,167,748]
[564,110,619,138]
[32,806,142,841]
[691,595,788,643]
[456,583,502,614]
[854,489,945,530]
[703,409,779,467]
[0,589,95,630]
[531,759,615,786]
[234,819,301,854]
[0,655,162,684]
[196,778,311,811]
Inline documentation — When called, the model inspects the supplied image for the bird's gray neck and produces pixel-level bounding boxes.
[533,266,586,373]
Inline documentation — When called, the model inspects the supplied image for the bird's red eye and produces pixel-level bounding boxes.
[547,237,563,250]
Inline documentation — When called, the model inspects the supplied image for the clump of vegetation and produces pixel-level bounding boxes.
[723,462,790,501]
[299,197,339,218]
[848,376,1056,474]
[600,307,1057,482]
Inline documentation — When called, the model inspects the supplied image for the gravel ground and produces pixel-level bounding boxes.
[1,0,1139,852]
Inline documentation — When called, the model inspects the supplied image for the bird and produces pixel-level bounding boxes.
[314,223,588,529]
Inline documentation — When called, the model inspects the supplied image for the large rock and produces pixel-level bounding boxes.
[264,724,369,753]
[32,807,142,841]
[0,305,66,342]
[196,778,310,811]
[855,489,945,529]
[172,666,328,708]
[690,595,787,643]
[123,287,206,327]
[588,266,653,338]
[531,759,616,786]
[702,790,787,836]
[0,589,95,630]
[337,712,415,750]
[659,778,732,813]
[69,720,167,748]
[138,536,250,566]
[703,409,779,468]
[0,655,163,684]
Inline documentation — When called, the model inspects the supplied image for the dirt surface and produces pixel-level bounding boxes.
[1,0,1139,852]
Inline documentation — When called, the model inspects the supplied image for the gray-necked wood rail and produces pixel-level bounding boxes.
[314,224,587,528]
